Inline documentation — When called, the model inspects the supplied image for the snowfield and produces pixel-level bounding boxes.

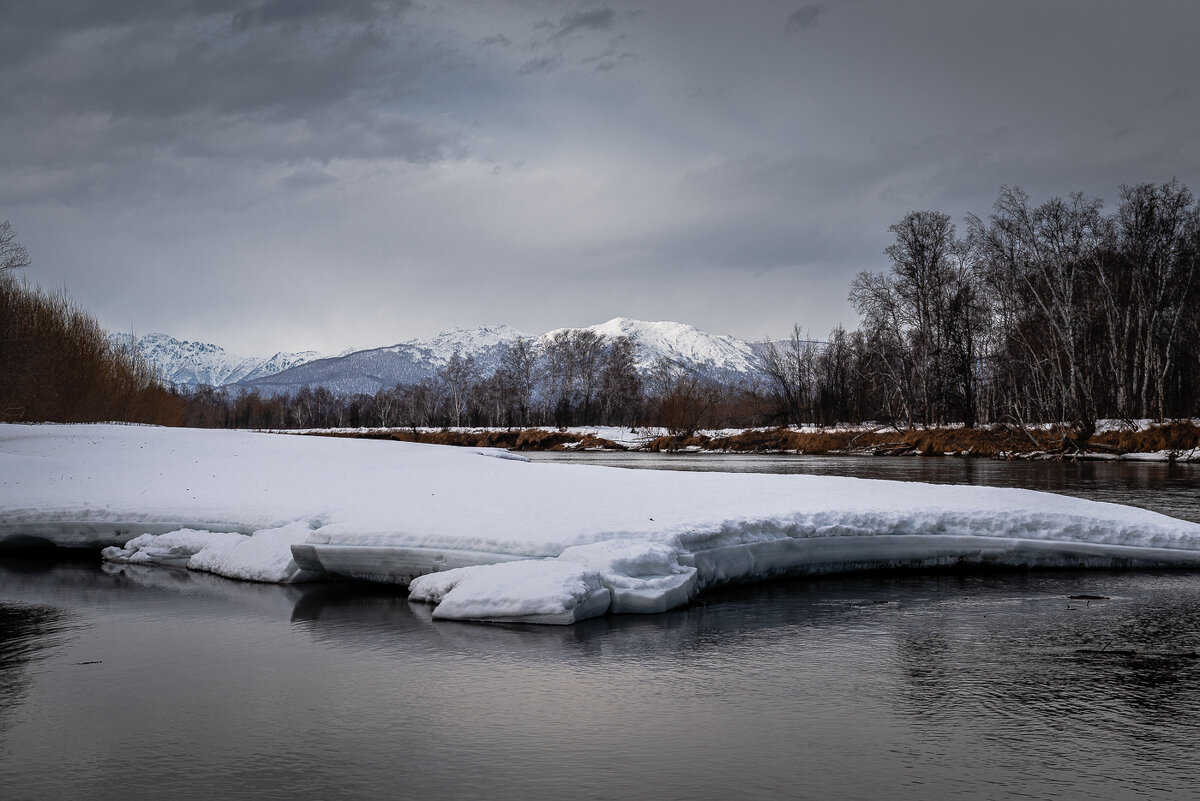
[3,424,1200,624]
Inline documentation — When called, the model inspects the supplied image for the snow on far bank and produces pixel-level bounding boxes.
[284,420,1200,458]
[3,424,1200,623]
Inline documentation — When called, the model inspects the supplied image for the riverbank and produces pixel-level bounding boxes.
[304,420,1200,461]
[6,424,1200,624]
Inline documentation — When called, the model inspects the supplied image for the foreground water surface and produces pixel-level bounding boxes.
[2,455,1198,800]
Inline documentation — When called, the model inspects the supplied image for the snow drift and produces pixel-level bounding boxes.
[3,424,1200,624]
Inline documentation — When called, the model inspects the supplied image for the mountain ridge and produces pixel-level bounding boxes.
[116,319,774,395]
[109,332,321,389]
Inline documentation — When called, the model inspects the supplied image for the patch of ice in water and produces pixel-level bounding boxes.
[408,559,612,624]
[102,521,319,584]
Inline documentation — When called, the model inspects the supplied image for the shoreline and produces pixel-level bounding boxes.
[301,421,1200,462]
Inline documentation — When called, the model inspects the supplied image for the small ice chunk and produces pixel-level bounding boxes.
[188,521,317,583]
[101,529,245,568]
[407,540,700,622]
[408,559,612,624]
[474,448,531,463]
[557,540,699,613]
[102,521,319,583]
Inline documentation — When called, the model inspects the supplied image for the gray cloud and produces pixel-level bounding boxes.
[785,5,826,33]
[518,54,562,76]
[231,0,409,30]
[279,166,337,191]
[4,3,414,117]
[4,0,1199,355]
[553,7,617,39]
[0,0,471,229]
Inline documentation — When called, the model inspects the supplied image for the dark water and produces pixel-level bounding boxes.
[2,457,1199,800]
[528,451,1200,523]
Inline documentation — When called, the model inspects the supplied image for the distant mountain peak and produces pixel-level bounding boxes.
[542,318,762,375]
[398,324,532,355]
[109,332,322,389]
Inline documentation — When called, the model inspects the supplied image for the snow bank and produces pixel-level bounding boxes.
[4,423,1200,624]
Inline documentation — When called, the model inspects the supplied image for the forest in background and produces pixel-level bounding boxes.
[3,180,1199,441]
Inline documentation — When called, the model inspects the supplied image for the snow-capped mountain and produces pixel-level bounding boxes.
[109,332,321,389]
[239,318,772,395]
[125,319,772,395]
[238,324,531,396]
[543,318,766,382]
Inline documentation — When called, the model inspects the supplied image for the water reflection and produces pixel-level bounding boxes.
[3,562,1200,800]
[0,602,72,731]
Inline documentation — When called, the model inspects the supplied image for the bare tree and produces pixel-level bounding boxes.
[495,336,537,426]
[849,269,916,425]
[0,221,31,275]
[541,330,575,424]
[438,350,478,427]
[760,325,820,426]
[975,187,1107,431]
[599,336,642,425]
[1107,180,1199,419]
[540,329,610,425]
[649,358,717,437]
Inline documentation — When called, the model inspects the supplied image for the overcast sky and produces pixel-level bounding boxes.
[3,0,1198,355]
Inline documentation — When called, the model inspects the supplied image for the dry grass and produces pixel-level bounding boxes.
[514,429,583,450]
[571,433,623,450]
[315,427,626,451]
[707,424,1095,457]
[1092,421,1200,453]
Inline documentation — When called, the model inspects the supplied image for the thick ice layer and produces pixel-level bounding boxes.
[4,424,1200,623]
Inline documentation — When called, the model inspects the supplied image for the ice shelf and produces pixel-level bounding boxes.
[4,423,1200,624]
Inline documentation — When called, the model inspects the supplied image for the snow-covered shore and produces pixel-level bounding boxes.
[289,422,1200,460]
[3,423,1200,624]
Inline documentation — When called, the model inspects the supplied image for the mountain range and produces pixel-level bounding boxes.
[114,318,774,396]
[109,332,321,388]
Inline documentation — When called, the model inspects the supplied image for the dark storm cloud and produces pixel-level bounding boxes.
[785,5,826,33]
[1,0,412,117]
[0,0,450,180]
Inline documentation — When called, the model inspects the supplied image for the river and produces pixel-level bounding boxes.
[1,455,1197,800]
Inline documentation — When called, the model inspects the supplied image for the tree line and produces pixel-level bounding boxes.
[761,181,1200,432]
[3,181,1198,432]
[178,331,770,434]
